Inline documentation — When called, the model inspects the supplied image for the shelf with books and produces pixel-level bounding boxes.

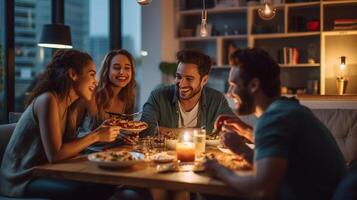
[323,1,357,31]
[172,0,357,94]
[288,4,320,33]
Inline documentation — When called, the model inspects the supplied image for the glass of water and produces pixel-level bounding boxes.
[194,128,206,159]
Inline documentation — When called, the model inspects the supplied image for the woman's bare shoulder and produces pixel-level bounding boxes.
[34,92,58,110]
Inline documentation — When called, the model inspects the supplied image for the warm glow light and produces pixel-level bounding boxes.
[258,0,276,20]
[200,0,208,37]
[140,50,148,57]
[38,43,72,49]
[339,56,346,71]
[183,131,190,142]
[176,142,195,162]
[200,19,208,37]
[137,0,152,6]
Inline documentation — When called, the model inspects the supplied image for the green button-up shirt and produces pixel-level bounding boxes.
[140,84,235,136]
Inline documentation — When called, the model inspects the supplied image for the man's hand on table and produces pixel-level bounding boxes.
[215,115,254,143]
[220,128,254,164]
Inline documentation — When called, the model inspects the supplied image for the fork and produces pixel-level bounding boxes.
[106,111,143,119]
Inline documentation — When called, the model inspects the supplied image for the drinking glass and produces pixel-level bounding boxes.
[194,128,206,159]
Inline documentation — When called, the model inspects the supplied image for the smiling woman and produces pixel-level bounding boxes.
[0,49,120,199]
[87,49,137,130]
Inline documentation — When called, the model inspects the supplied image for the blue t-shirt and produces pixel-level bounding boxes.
[254,97,346,200]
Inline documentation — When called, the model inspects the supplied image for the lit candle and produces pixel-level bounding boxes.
[176,132,195,162]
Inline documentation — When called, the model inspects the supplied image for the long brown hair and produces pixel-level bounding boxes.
[95,49,137,116]
[26,49,93,106]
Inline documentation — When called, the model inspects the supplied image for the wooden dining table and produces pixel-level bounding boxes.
[32,146,246,200]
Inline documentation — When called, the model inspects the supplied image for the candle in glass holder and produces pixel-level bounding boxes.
[176,142,195,162]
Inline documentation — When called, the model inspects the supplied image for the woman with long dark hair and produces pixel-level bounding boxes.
[0,49,120,199]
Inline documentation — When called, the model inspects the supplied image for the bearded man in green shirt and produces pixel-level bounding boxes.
[140,49,234,136]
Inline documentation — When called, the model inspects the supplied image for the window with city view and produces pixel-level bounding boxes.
[12,0,109,112]
[65,0,109,69]
[14,0,52,112]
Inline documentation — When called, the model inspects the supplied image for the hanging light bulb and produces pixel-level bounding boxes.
[200,0,208,37]
[339,56,346,71]
[258,0,276,20]
[136,0,152,6]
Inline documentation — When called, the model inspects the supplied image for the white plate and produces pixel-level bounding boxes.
[88,151,145,168]
[217,145,234,154]
[152,152,175,163]
[206,139,220,146]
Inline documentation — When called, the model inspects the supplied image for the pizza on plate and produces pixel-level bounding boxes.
[105,119,148,131]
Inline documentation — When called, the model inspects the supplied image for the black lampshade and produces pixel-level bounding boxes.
[38,24,72,49]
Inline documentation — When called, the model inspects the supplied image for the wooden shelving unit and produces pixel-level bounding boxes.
[280,63,320,68]
[179,6,248,15]
[173,0,357,95]
[251,32,320,39]
[178,35,247,42]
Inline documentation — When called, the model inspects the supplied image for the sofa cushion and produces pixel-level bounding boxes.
[311,109,357,164]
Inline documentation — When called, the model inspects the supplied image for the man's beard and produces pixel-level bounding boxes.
[177,83,202,100]
[235,88,254,116]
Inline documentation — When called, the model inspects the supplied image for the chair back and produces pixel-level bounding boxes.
[8,112,23,124]
[0,123,16,165]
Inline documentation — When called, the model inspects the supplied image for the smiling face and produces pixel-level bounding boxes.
[108,54,133,88]
[227,67,254,115]
[72,61,97,101]
[175,62,208,100]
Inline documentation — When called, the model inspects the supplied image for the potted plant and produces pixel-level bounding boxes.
[159,62,178,84]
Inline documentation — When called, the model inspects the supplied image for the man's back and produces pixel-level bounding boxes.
[254,97,346,199]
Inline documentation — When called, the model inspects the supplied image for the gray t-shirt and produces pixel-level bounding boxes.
[254,97,346,200]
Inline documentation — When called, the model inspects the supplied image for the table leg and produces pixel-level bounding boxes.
[151,189,190,200]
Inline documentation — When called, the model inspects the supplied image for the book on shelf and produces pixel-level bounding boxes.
[279,47,299,65]
[333,19,357,30]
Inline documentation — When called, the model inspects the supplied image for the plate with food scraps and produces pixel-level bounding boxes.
[88,151,145,168]
[152,152,175,163]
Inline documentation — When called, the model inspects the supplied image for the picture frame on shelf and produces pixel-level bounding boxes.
[196,24,213,37]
